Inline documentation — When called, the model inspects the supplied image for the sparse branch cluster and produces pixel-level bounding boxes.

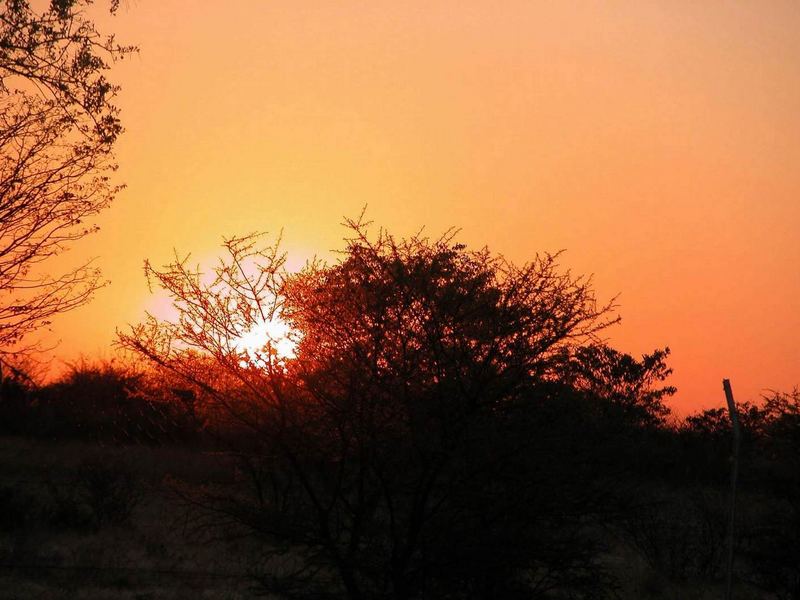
[0,0,135,352]
[119,233,294,431]
[1,0,133,141]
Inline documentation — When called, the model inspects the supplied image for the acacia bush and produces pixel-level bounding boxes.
[120,218,680,599]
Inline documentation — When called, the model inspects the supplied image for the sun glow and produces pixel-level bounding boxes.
[231,314,299,363]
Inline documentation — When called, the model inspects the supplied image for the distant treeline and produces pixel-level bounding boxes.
[0,360,203,444]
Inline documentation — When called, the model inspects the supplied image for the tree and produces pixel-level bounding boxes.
[121,217,636,599]
[0,0,134,353]
[568,345,676,427]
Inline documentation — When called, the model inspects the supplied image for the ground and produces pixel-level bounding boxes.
[0,436,770,599]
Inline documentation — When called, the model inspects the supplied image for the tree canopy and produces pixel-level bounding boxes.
[120,217,677,599]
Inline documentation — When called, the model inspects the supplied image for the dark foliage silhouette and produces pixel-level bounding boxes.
[0,359,202,442]
[568,345,675,427]
[737,389,800,599]
[120,217,680,599]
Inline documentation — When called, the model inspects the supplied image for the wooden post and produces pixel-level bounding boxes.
[722,379,741,600]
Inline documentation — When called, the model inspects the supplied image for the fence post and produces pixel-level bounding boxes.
[722,378,741,600]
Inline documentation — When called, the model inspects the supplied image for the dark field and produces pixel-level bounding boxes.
[0,437,258,599]
[0,430,793,599]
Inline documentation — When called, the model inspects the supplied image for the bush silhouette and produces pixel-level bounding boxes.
[120,218,683,599]
[29,360,202,443]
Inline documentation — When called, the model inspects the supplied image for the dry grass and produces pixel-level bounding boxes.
[0,436,776,599]
[0,437,265,599]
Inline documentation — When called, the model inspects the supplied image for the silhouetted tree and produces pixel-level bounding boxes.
[684,402,769,439]
[568,345,675,427]
[121,217,644,599]
[0,0,134,352]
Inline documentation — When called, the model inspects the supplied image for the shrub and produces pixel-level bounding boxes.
[621,487,727,581]
[76,457,142,527]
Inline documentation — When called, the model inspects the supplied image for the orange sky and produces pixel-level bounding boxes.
[39,1,799,414]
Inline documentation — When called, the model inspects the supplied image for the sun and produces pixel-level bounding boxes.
[231,314,299,363]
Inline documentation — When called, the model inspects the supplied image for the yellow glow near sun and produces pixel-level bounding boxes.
[231,314,298,362]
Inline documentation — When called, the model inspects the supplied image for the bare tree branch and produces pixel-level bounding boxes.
[0,0,135,353]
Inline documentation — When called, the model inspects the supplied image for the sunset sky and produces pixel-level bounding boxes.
[41,1,799,414]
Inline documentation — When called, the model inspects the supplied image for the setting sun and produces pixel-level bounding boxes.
[231,314,298,362]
